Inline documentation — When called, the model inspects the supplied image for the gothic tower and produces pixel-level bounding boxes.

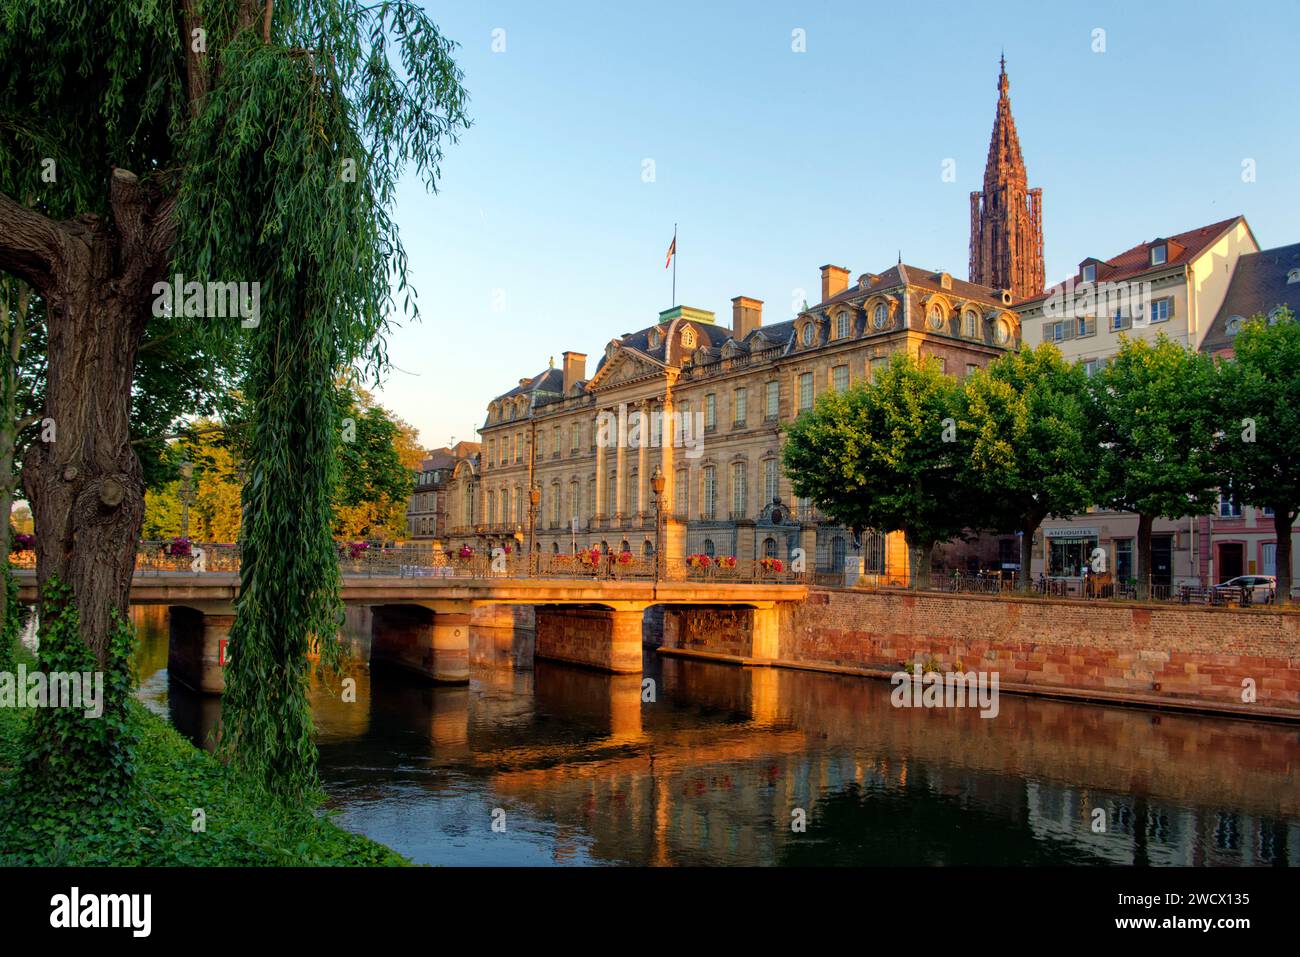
[969,57,1044,300]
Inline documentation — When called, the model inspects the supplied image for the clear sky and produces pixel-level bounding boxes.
[374,0,1300,451]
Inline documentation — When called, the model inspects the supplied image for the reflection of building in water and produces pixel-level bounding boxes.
[1025,781,1297,866]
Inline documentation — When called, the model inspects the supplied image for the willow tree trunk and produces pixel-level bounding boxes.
[1,174,172,668]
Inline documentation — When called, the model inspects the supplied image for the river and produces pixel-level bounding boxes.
[129,606,1300,866]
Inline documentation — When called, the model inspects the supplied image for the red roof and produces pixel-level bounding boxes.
[1019,215,1248,304]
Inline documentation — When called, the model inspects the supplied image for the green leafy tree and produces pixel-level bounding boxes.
[333,386,419,540]
[1214,308,1300,603]
[1089,335,1219,596]
[960,344,1096,590]
[783,353,973,587]
[0,1,469,801]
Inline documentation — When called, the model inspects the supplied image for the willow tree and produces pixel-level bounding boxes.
[0,0,468,799]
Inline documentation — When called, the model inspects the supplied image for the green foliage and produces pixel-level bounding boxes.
[0,700,406,866]
[961,344,1096,578]
[0,563,20,674]
[1214,308,1300,599]
[13,578,136,807]
[333,384,417,538]
[783,352,973,563]
[1090,334,1220,521]
[165,3,468,801]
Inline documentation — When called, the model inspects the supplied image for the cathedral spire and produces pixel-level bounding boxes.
[969,57,1044,301]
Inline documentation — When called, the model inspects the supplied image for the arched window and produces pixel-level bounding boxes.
[763,537,777,559]
[802,323,815,346]
[702,538,716,558]
[927,304,945,330]
[552,542,559,553]
[835,312,851,339]
[643,540,654,556]
[963,310,978,338]
[620,538,630,554]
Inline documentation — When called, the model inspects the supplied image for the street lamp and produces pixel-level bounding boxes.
[651,465,666,583]
[527,484,541,576]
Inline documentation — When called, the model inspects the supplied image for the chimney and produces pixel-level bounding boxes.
[730,296,763,340]
[820,264,850,303]
[561,351,587,394]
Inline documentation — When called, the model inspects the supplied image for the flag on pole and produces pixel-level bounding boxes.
[665,233,676,269]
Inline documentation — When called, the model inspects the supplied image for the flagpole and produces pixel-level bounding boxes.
[672,223,677,307]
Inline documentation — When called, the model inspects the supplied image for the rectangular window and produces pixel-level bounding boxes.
[731,462,747,517]
[1077,316,1096,337]
[607,472,618,516]
[486,440,494,468]
[1262,543,1277,576]
[552,425,561,457]
[869,357,887,380]
[965,362,979,378]
[702,467,716,520]
[832,364,849,392]
[1150,245,1167,266]
[733,387,747,427]
[765,381,779,421]
[1050,321,1064,342]
[1083,358,1100,377]
[570,424,580,452]
[764,458,778,505]
[798,372,814,411]
[835,312,850,339]
[1048,535,1099,576]
[1081,264,1097,283]
[704,393,716,431]
[1148,298,1171,323]
[1115,539,1134,582]
[674,471,688,517]
[1219,493,1242,518]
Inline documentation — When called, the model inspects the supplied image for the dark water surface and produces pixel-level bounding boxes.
[130,606,1300,866]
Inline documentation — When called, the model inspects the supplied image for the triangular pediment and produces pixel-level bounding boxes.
[588,347,668,391]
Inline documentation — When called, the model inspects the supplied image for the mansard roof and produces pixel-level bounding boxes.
[1202,241,1300,354]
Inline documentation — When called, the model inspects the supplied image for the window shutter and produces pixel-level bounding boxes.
[1085,316,1097,336]
[1063,321,1076,340]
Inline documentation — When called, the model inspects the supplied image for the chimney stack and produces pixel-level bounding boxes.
[820,264,850,303]
[730,296,763,340]
[561,351,587,394]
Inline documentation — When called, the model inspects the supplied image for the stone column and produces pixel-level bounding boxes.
[637,398,651,524]
[594,408,606,520]
[370,604,470,683]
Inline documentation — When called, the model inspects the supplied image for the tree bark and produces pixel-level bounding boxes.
[1274,509,1294,607]
[2,171,175,667]
[1135,512,1153,600]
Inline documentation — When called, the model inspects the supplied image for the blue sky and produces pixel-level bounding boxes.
[375,0,1300,450]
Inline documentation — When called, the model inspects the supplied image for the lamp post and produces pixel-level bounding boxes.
[651,465,666,584]
[527,484,541,577]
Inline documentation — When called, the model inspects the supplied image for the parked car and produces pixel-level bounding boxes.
[1211,575,1277,605]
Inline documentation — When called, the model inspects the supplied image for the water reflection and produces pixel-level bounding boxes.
[130,606,1300,866]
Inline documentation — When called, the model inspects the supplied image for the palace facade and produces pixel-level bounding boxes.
[433,62,1040,576]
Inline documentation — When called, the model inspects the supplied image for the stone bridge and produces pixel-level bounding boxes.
[15,572,807,693]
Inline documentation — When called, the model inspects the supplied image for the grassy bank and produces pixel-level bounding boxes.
[0,666,407,866]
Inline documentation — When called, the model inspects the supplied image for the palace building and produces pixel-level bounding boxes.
[433,62,1041,576]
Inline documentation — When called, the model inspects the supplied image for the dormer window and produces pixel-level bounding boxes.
[647,328,661,349]
[926,304,945,330]
[1226,315,1244,336]
[681,327,697,349]
[799,322,814,346]
[1150,244,1167,266]
[872,303,889,330]
[835,311,851,339]
[1080,264,1097,283]
[1288,268,1300,285]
